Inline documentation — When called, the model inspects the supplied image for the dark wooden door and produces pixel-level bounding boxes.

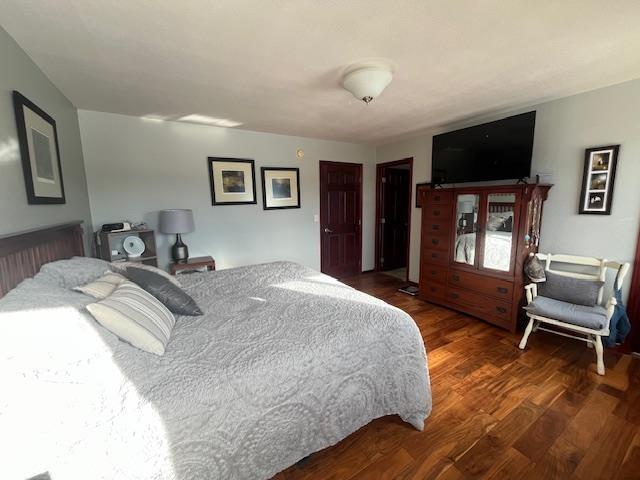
[380,167,410,270]
[319,161,362,278]
[627,227,640,353]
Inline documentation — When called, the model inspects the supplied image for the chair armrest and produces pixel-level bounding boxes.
[605,296,617,318]
[524,283,538,304]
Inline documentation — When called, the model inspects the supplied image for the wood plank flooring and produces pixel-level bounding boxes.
[276,272,640,480]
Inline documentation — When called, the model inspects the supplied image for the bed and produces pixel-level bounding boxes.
[0,222,431,480]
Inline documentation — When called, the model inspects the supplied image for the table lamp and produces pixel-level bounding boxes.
[159,209,195,263]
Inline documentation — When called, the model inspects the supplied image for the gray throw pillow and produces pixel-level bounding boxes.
[122,267,203,316]
[538,270,603,307]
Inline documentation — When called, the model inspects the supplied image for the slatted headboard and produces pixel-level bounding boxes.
[0,221,84,298]
[488,202,515,213]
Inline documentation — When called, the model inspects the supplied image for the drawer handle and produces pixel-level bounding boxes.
[496,306,507,314]
[430,287,436,292]
[431,239,439,245]
[497,287,508,294]
[430,270,437,275]
[434,195,441,201]
[450,293,459,299]
[431,253,438,258]
[452,274,460,282]
[434,210,441,216]
[432,224,440,230]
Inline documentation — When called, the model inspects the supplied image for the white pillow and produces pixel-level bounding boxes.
[86,281,176,355]
[110,262,181,286]
[74,272,127,299]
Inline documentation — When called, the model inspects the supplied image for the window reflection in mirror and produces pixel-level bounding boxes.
[483,193,516,271]
[454,194,479,266]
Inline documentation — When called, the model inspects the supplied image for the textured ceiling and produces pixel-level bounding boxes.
[2,0,640,144]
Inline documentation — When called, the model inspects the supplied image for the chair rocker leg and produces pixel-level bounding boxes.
[594,335,605,375]
[519,318,535,350]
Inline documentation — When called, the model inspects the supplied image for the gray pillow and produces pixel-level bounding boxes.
[35,257,112,289]
[538,270,603,307]
[122,267,203,316]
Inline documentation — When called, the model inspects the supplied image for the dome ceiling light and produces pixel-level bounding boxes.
[342,60,394,104]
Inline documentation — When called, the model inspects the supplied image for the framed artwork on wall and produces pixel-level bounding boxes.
[208,157,257,205]
[578,145,620,215]
[261,167,301,210]
[12,91,65,204]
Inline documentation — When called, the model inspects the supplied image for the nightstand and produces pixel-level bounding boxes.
[96,229,158,267]
[170,256,216,275]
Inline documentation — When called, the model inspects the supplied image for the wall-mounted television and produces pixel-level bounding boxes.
[431,111,536,184]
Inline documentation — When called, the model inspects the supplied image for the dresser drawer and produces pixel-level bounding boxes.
[446,287,512,323]
[423,219,451,236]
[424,203,452,220]
[426,190,452,205]
[423,234,449,252]
[420,282,446,302]
[422,249,449,266]
[448,269,513,301]
[421,264,447,284]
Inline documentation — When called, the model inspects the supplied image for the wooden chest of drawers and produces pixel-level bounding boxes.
[417,183,551,332]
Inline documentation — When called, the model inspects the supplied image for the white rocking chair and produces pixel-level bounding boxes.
[519,253,630,375]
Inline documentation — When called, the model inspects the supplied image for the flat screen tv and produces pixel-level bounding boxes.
[431,111,536,184]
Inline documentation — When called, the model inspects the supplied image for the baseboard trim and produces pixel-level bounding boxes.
[361,269,375,274]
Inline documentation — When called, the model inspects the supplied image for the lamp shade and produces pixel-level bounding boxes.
[458,201,474,214]
[159,209,195,234]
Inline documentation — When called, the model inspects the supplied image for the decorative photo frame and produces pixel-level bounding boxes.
[579,145,620,215]
[12,91,65,204]
[208,157,257,205]
[261,167,301,210]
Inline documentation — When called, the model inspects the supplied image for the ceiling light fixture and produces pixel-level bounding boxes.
[342,59,394,104]
[177,114,243,128]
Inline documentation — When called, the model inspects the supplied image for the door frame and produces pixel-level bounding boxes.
[374,157,413,281]
[319,160,363,277]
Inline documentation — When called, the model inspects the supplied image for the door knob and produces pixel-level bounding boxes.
[324,227,333,233]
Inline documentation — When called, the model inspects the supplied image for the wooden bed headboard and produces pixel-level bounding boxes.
[488,202,515,213]
[0,221,84,298]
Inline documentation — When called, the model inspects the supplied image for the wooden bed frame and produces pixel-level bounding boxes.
[0,221,84,298]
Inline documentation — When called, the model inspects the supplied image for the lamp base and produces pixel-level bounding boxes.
[171,234,189,263]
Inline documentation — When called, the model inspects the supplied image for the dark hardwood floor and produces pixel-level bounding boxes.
[276,272,640,480]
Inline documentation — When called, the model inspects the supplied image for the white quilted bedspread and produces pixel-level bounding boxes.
[0,261,431,480]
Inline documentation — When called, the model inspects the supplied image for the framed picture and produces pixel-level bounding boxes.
[579,145,620,215]
[12,91,65,204]
[208,157,256,205]
[261,167,301,210]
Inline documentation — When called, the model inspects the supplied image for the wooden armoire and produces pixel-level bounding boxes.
[417,183,551,332]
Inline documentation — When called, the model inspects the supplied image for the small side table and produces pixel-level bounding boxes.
[170,256,216,275]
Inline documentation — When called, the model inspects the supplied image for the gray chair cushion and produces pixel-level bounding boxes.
[122,267,203,316]
[524,295,607,330]
[537,271,603,306]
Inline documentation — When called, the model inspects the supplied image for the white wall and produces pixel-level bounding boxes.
[376,78,640,285]
[0,26,92,245]
[79,110,376,271]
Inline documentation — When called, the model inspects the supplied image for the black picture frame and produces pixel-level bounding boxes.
[12,91,65,204]
[208,157,257,205]
[578,145,620,215]
[261,167,301,210]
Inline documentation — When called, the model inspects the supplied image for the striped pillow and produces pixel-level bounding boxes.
[86,281,176,355]
[74,272,127,299]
